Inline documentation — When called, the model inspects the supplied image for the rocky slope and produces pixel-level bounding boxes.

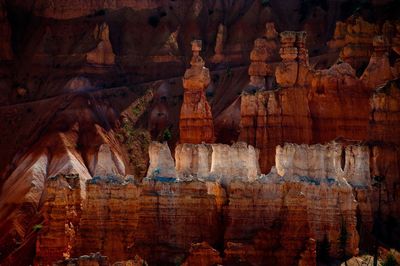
[1,1,400,265]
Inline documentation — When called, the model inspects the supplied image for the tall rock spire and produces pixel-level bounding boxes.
[179,40,214,144]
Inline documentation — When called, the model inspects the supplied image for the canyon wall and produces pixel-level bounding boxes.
[31,141,371,265]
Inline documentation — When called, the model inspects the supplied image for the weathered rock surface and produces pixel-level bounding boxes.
[179,40,214,144]
[336,16,379,69]
[148,141,260,181]
[275,31,313,88]
[181,242,222,266]
[86,23,116,66]
[361,36,393,90]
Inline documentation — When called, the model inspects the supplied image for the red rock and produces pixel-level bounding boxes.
[181,242,222,266]
[179,40,214,144]
[86,23,115,66]
[361,36,393,89]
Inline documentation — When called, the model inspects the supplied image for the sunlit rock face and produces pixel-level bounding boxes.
[179,40,214,144]
[148,141,260,181]
[146,141,176,178]
[2,1,400,265]
[31,141,372,265]
[275,142,370,187]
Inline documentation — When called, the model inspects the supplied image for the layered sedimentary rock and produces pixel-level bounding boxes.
[148,141,260,181]
[369,81,400,223]
[275,31,313,88]
[264,22,279,61]
[247,38,269,90]
[35,175,83,266]
[275,143,370,187]
[239,87,312,172]
[175,142,260,181]
[337,16,379,69]
[223,142,369,265]
[179,40,214,144]
[76,176,140,263]
[146,141,176,178]
[181,242,222,266]
[241,27,373,173]
[361,36,393,90]
[32,141,371,265]
[86,23,115,66]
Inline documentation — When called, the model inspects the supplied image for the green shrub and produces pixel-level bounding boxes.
[32,224,43,232]
[162,128,172,142]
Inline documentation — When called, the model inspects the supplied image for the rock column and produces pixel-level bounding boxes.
[179,40,214,144]
[248,38,270,90]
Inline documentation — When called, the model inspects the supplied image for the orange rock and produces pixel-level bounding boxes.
[339,16,379,69]
[298,239,317,266]
[211,24,226,63]
[86,23,115,66]
[181,242,222,266]
[179,40,214,144]
[276,31,313,88]
[361,36,393,89]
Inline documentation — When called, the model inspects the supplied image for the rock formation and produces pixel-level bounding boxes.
[361,36,393,89]
[275,31,313,88]
[146,141,176,178]
[179,40,214,144]
[247,38,269,90]
[181,242,222,266]
[264,22,279,61]
[328,21,347,52]
[338,16,379,69]
[211,24,226,63]
[32,141,371,265]
[35,175,83,266]
[148,141,260,181]
[86,23,115,66]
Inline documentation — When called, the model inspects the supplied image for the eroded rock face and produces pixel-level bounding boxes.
[211,23,226,63]
[181,242,222,266]
[361,36,393,90]
[32,140,372,265]
[86,23,116,66]
[247,38,269,90]
[275,31,313,88]
[276,143,370,186]
[333,16,379,69]
[179,40,214,144]
[35,175,83,266]
[146,141,176,178]
[148,141,260,181]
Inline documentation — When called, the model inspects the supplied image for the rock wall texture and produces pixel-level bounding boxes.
[1,2,400,265]
[179,40,214,144]
[30,142,372,265]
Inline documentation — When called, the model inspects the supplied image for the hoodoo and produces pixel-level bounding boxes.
[1,2,400,266]
[179,40,214,144]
